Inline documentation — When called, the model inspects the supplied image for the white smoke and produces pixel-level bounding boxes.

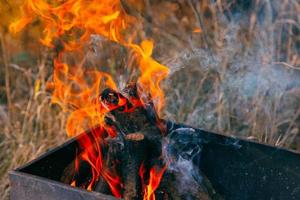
[163,0,300,144]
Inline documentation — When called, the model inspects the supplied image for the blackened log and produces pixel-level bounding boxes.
[101,83,165,135]
[65,83,221,199]
[121,138,147,200]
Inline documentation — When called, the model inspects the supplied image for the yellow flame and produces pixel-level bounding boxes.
[10,0,169,197]
[10,0,169,120]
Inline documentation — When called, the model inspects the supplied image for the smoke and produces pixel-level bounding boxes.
[167,0,300,96]
[162,0,300,145]
[162,127,206,197]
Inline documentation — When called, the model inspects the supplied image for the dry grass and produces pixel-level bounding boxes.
[0,0,300,199]
[0,44,68,198]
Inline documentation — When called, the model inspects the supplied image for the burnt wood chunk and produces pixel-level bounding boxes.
[62,83,221,199]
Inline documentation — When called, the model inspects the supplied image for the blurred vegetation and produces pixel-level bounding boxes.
[0,0,300,199]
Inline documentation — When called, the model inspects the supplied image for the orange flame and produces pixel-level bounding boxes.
[10,0,169,116]
[143,165,167,200]
[129,40,169,112]
[70,180,76,187]
[11,0,169,198]
[193,27,202,33]
[10,0,128,48]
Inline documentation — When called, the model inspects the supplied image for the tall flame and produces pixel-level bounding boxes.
[10,0,168,198]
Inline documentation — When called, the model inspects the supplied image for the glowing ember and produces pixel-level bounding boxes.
[70,180,76,187]
[11,0,168,198]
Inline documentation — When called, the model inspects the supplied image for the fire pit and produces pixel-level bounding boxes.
[9,120,300,200]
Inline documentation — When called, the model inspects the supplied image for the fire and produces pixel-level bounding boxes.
[129,40,169,112]
[10,0,169,198]
[140,163,167,200]
[193,27,202,33]
[70,180,76,187]
[143,165,167,200]
[10,0,128,48]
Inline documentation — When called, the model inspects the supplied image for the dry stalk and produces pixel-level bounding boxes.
[0,33,11,127]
